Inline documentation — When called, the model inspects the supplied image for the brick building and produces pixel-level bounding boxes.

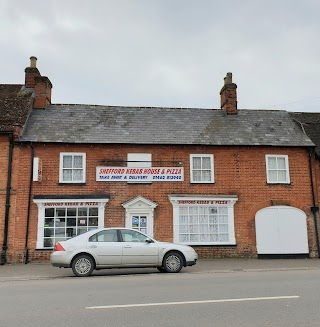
[0,82,34,264]
[2,58,319,263]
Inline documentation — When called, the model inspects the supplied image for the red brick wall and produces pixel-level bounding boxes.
[6,143,317,262]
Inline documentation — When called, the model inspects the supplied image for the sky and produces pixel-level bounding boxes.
[1,0,320,112]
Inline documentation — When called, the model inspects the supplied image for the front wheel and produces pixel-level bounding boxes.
[72,254,94,277]
[163,252,183,273]
[157,267,167,273]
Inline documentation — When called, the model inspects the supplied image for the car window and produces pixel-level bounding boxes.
[120,230,148,243]
[89,230,118,242]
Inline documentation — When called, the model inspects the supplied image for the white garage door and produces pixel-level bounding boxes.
[255,206,309,254]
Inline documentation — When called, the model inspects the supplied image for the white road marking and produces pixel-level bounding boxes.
[86,295,299,310]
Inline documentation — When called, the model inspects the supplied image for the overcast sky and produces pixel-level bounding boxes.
[1,0,320,112]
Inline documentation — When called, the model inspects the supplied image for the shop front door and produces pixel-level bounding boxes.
[130,214,151,236]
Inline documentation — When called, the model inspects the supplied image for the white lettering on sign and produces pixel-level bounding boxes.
[178,200,228,205]
[96,166,184,182]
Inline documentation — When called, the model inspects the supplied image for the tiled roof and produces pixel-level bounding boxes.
[0,84,33,132]
[290,112,320,156]
[20,104,314,147]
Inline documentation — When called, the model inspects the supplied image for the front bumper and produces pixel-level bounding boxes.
[185,259,197,266]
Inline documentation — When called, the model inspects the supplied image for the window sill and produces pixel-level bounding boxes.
[58,183,86,186]
[190,182,215,184]
[266,183,291,186]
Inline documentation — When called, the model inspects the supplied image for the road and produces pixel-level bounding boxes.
[1,269,319,327]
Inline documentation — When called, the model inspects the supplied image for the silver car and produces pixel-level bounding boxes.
[50,228,198,277]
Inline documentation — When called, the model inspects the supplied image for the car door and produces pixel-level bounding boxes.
[120,229,159,266]
[87,229,122,265]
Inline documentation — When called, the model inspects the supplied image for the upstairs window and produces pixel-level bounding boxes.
[127,153,151,183]
[190,154,214,183]
[265,155,290,184]
[59,153,86,183]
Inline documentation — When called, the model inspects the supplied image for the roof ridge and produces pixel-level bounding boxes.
[50,104,216,110]
[49,104,288,112]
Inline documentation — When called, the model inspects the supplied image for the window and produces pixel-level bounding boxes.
[170,196,237,245]
[120,229,149,242]
[43,206,98,248]
[34,197,109,249]
[59,153,86,183]
[266,155,290,184]
[127,153,151,183]
[89,230,118,242]
[190,154,214,183]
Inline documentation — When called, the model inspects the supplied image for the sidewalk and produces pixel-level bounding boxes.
[1,258,320,281]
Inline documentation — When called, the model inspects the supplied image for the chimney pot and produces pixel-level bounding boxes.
[30,56,37,68]
[225,72,232,85]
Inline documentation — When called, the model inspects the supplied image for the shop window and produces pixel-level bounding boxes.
[190,154,214,183]
[43,206,99,248]
[265,155,290,184]
[169,196,237,245]
[59,153,86,183]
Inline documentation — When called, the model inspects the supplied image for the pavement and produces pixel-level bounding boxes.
[1,258,320,281]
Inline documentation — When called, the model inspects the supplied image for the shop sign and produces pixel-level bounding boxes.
[96,167,184,182]
[43,202,99,207]
[178,200,228,205]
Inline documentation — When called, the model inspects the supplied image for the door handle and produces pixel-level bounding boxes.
[89,245,97,248]
[124,245,131,248]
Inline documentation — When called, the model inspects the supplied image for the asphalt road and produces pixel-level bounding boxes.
[1,269,320,327]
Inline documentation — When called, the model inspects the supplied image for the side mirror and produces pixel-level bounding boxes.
[145,238,153,244]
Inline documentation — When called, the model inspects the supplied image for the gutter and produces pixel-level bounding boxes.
[0,132,14,265]
[23,144,34,264]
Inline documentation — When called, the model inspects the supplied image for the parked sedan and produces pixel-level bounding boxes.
[50,228,198,277]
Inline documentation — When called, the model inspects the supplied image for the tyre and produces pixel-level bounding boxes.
[163,252,183,273]
[72,254,95,277]
[157,267,167,273]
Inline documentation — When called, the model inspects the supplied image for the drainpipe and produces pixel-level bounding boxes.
[1,133,14,265]
[309,148,320,258]
[23,144,34,264]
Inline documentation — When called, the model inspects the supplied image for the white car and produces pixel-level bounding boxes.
[50,228,198,277]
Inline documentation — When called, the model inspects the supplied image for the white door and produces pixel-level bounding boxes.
[123,196,157,238]
[255,206,309,254]
[130,214,149,235]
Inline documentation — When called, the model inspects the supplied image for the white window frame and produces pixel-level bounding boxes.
[59,152,86,183]
[190,154,214,183]
[33,197,109,249]
[265,155,290,184]
[169,195,237,246]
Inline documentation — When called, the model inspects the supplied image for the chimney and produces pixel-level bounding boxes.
[220,72,237,115]
[33,76,52,109]
[24,56,52,109]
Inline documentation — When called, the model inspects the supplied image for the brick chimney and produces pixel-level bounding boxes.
[24,56,52,109]
[220,72,237,115]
